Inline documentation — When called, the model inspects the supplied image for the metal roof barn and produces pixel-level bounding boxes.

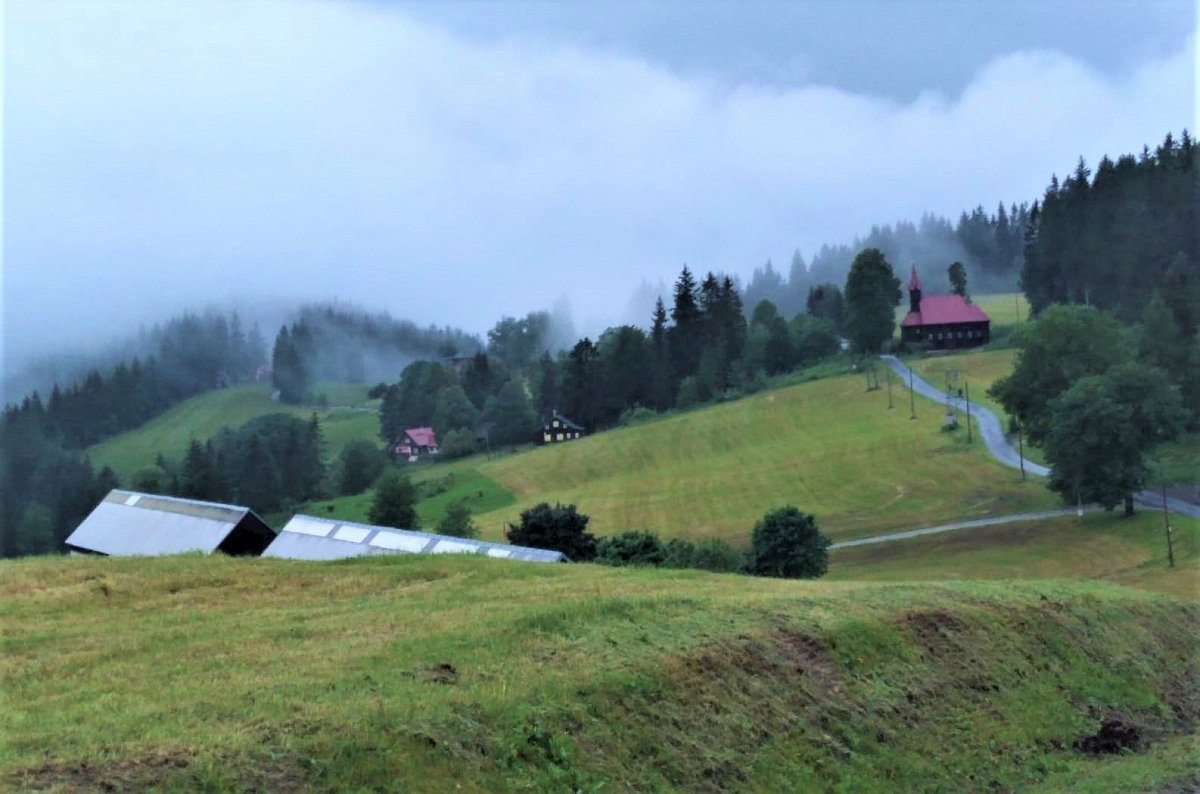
[65,490,275,557]
[262,515,568,563]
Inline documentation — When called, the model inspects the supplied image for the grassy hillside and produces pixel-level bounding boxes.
[459,372,1057,543]
[3,554,1196,792]
[910,348,1198,483]
[88,383,378,479]
[830,510,1200,600]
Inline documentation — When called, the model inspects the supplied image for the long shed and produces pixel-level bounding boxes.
[261,514,568,562]
[65,490,275,557]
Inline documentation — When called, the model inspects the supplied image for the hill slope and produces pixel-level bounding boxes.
[466,371,1056,542]
[88,383,378,480]
[4,555,1197,792]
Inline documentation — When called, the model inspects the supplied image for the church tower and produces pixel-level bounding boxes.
[908,265,922,315]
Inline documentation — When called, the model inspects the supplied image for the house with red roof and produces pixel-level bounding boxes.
[394,427,439,460]
[899,267,990,350]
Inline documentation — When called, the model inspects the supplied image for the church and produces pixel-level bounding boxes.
[899,267,990,350]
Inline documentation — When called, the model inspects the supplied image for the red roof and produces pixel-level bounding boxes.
[901,294,990,327]
[405,427,437,447]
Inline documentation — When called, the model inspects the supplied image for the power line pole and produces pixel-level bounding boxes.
[1160,462,1175,568]
[908,363,916,420]
[964,380,972,443]
[886,365,893,409]
[1016,420,1026,481]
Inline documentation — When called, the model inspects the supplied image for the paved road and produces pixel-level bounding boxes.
[880,355,1049,477]
[879,354,1199,523]
[830,507,1100,549]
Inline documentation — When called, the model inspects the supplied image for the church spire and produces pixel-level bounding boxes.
[908,265,922,315]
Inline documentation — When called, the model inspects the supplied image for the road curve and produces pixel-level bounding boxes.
[879,354,1199,522]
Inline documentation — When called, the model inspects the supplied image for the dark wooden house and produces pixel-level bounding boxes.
[539,412,584,444]
[899,267,990,349]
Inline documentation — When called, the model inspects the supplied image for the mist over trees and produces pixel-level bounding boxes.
[739,206,1027,319]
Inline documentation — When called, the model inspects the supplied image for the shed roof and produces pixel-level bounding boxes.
[261,515,568,562]
[405,427,438,447]
[900,294,990,327]
[64,490,275,557]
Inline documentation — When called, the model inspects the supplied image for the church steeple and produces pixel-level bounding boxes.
[908,265,922,315]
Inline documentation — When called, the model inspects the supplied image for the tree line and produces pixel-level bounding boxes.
[1021,131,1197,325]
[376,265,851,456]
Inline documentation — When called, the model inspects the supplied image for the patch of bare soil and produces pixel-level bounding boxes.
[14,753,307,793]
[1072,717,1141,755]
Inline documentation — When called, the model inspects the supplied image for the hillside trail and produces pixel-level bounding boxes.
[860,355,1200,546]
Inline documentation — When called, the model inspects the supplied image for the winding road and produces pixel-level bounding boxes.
[835,355,1200,549]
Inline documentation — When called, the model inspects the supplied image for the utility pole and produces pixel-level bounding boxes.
[964,381,972,443]
[1014,292,1021,323]
[1160,462,1175,568]
[1016,418,1026,481]
[908,363,916,420]
[886,365,893,409]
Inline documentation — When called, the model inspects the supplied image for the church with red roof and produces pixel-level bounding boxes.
[899,266,990,350]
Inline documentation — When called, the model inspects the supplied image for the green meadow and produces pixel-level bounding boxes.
[830,510,1199,600]
[3,553,1196,792]
[909,348,1198,483]
[88,383,379,480]
[462,372,1057,543]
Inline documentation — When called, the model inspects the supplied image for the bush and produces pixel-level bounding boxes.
[506,502,596,561]
[596,531,666,566]
[338,440,387,496]
[747,506,829,579]
[690,538,746,573]
[367,470,419,530]
[439,427,478,460]
[662,538,696,569]
[436,501,479,539]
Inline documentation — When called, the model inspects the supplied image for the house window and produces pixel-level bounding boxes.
[544,433,551,442]
[552,421,559,428]
[556,433,563,441]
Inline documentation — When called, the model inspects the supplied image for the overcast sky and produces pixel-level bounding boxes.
[2,0,1196,376]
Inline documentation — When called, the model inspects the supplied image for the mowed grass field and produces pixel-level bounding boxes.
[830,510,1200,600]
[88,383,379,480]
[459,372,1057,544]
[4,553,1197,792]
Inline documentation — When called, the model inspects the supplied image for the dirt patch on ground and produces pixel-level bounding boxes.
[900,609,968,657]
[1073,717,1142,755]
[13,753,307,793]
[410,662,459,685]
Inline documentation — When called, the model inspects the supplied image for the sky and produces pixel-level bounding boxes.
[2,0,1197,380]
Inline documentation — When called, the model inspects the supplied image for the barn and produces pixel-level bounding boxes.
[64,490,275,557]
[899,267,990,349]
[261,514,568,562]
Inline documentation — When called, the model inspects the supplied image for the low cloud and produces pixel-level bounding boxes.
[3,1,1194,375]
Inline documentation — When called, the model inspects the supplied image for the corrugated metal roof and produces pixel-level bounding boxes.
[262,515,568,563]
[65,490,274,557]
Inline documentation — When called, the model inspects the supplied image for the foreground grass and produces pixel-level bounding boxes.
[830,510,1200,600]
[88,383,378,480]
[466,372,1056,543]
[3,555,1196,792]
